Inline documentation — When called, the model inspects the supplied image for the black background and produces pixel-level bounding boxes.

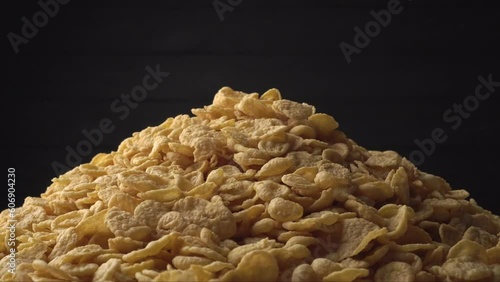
[3,1,500,214]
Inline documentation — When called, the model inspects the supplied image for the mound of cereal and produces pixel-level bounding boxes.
[1,87,500,281]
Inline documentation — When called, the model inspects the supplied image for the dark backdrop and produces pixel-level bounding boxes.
[3,1,500,214]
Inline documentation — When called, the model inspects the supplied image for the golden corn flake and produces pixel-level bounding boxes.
[134,199,174,229]
[447,239,488,262]
[272,99,315,120]
[251,218,278,236]
[390,167,410,205]
[260,88,281,101]
[386,205,412,240]
[414,270,436,282]
[168,196,236,240]
[2,87,500,282]
[396,225,432,245]
[289,124,317,139]
[314,163,350,189]
[439,223,463,246]
[105,207,152,241]
[237,95,277,118]
[48,227,80,260]
[108,236,144,253]
[255,157,294,179]
[257,137,291,158]
[254,180,291,202]
[108,192,142,213]
[323,267,369,282]
[463,225,499,248]
[327,218,384,261]
[92,258,121,282]
[122,233,179,263]
[172,255,214,270]
[442,258,493,281]
[282,211,340,232]
[374,261,415,282]
[290,263,320,282]
[153,269,198,282]
[363,244,390,266]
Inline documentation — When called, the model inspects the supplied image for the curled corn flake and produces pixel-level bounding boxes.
[164,196,236,240]
[254,180,291,202]
[229,250,279,282]
[236,95,277,118]
[255,157,294,178]
[32,259,78,281]
[365,150,401,168]
[439,223,462,246]
[105,207,151,241]
[311,258,342,278]
[283,211,340,232]
[180,245,226,261]
[374,261,415,282]
[308,113,339,137]
[358,181,394,202]
[260,88,281,101]
[447,239,488,262]
[390,167,410,205]
[92,258,121,282]
[258,137,291,157]
[328,218,385,262]
[108,192,142,213]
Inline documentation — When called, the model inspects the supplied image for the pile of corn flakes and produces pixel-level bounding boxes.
[1,87,499,281]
